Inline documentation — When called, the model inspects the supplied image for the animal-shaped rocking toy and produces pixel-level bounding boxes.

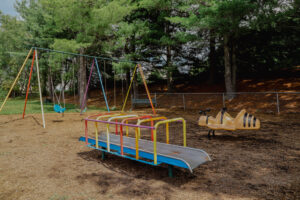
[198,108,260,138]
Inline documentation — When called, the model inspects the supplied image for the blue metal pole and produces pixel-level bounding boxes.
[94,58,110,112]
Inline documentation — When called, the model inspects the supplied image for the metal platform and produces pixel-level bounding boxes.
[79,133,211,172]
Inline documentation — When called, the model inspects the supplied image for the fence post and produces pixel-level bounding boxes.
[276,93,280,114]
[182,94,186,111]
[222,93,225,107]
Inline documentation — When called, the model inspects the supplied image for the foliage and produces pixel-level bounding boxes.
[0,0,298,97]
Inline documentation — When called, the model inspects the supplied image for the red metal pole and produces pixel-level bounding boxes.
[23,50,36,119]
[120,124,124,155]
[115,119,118,135]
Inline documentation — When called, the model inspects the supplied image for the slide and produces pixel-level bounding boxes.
[79,133,211,173]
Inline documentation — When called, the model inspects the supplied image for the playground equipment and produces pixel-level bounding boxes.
[79,112,211,177]
[131,96,158,109]
[78,56,210,176]
[198,108,261,138]
[80,58,109,114]
[122,64,156,115]
[0,47,139,127]
[49,64,66,114]
[0,48,46,128]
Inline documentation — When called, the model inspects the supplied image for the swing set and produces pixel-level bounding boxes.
[0,47,156,128]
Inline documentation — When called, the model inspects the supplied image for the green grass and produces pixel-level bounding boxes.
[0,97,107,115]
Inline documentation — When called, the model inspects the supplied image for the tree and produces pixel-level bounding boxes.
[170,0,255,98]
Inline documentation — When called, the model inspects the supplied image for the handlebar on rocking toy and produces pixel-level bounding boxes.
[199,109,211,115]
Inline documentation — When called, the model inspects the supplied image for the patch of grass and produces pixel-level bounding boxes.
[49,194,69,200]
[0,97,107,115]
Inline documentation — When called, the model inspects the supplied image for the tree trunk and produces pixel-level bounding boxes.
[166,45,173,91]
[79,48,86,108]
[130,34,138,99]
[42,66,47,96]
[224,34,235,100]
[208,31,216,84]
[126,71,130,93]
[47,72,54,102]
[231,43,237,91]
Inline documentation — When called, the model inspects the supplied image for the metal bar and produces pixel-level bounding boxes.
[95,122,99,148]
[87,144,159,166]
[32,47,138,64]
[94,58,110,112]
[85,120,88,144]
[137,64,156,115]
[107,115,138,135]
[35,49,46,128]
[0,48,33,112]
[154,118,186,147]
[222,93,225,107]
[80,59,95,114]
[86,112,111,119]
[106,123,110,152]
[23,50,36,119]
[86,118,155,129]
[121,115,153,135]
[122,65,138,112]
[137,117,168,138]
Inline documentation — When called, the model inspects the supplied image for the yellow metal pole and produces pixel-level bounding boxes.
[166,122,169,144]
[183,120,186,147]
[154,118,186,146]
[0,48,33,112]
[126,120,129,136]
[137,116,167,139]
[95,122,99,148]
[106,115,137,135]
[121,64,138,112]
[95,113,124,152]
[135,128,139,160]
[153,129,157,164]
[106,124,110,152]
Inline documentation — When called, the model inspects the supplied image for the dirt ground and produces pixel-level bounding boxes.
[0,109,299,200]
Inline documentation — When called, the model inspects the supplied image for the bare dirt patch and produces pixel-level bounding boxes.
[0,110,299,200]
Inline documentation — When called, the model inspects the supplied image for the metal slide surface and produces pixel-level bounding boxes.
[80,132,211,172]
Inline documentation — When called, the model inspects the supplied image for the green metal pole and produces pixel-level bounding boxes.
[168,165,173,178]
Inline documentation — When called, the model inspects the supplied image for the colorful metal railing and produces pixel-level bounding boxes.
[137,116,168,140]
[152,118,186,164]
[95,113,125,151]
[84,114,187,166]
[84,112,113,144]
[119,115,153,156]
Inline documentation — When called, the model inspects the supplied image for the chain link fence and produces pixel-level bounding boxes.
[132,92,300,114]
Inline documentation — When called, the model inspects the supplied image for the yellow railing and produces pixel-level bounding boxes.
[137,116,168,140]
[152,118,186,164]
[107,114,138,137]
[95,113,125,152]
[134,117,168,160]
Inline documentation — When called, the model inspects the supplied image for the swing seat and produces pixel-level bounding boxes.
[54,104,66,113]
